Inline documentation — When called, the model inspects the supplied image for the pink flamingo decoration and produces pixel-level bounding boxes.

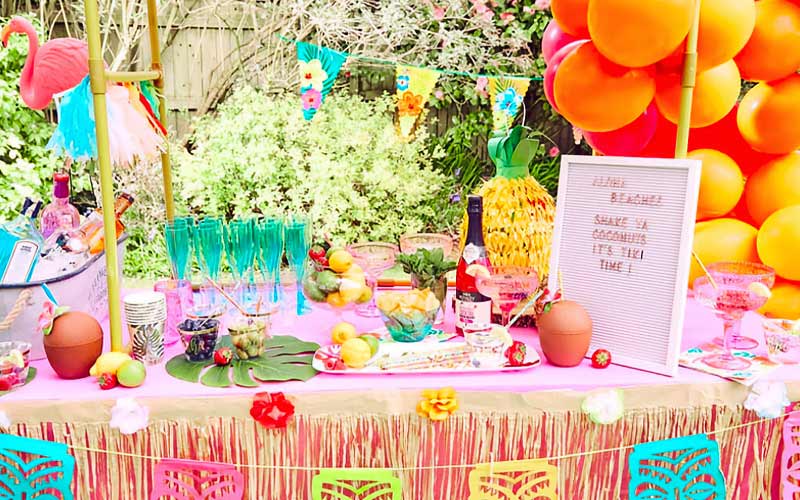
[1,16,89,110]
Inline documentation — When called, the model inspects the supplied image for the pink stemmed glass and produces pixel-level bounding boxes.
[707,261,776,350]
[475,266,539,327]
[693,261,775,371]
[347,242,398,318]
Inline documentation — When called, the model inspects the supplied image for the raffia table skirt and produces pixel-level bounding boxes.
[4,381,795,499]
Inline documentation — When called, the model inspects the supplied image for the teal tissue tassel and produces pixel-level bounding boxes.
[47,76,97,161]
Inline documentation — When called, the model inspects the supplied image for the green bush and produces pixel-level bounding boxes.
[0,15,59,219]
[174,87,461,243]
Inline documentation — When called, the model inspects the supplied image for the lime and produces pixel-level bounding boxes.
[359,334,380,357]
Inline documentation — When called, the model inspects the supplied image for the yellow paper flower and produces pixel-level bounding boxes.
[299,59,328,91]
[398,91,424,117]
[417,387,459,421]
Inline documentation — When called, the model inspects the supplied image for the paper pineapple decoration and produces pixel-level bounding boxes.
[461,126,556,281]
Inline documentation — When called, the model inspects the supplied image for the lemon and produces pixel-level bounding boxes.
[747,281,772,300]
[331,322,358,345]
[329,250,354,273]
[356,286,373,304]
[466,264,490,278]
[326,292,347,308]
[341,338,372,368]
[339,281,364,303]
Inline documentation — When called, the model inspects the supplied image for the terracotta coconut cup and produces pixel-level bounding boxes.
[43,311,104,379]
[537,300,592,367]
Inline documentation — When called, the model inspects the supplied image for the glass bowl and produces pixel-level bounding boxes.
[0,341,31,390]
[178,318,220,362]
[379,308,438,342]
[399,233,454,257]
[463,323,510,368]
[763,318,800,364]
[301,260,370,311]
[228,311,271,360]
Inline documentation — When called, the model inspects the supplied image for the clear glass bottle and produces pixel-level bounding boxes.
[40,172,81,239]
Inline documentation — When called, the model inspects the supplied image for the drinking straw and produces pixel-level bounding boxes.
[207,278,249,316]
[691,251,718,290]
[506,289,544,329]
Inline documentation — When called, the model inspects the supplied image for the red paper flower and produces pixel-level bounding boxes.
[250,392,295,429]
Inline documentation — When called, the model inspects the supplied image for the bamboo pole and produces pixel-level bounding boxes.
[83,0,124,352]
[105,70,161,82]
[674,0,702,159]
[146,0,176,222]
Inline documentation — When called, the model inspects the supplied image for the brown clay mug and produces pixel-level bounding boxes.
[43,311,103,379]
[537,300,592,367]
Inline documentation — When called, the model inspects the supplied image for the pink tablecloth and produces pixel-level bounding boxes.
[9,290,798,402]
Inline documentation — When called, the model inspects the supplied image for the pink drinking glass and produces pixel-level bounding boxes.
[475,266,539,327]
[154,279,194,346]
[693,261,775,371]
[707,261,776,350]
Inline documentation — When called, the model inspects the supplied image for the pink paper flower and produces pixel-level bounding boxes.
[110,398,149,435]
[499,12,515,24]
[434,89,444,100]
[548,146,560,158]
[301,88,322,111]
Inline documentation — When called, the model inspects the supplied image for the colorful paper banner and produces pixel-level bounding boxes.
[297,42,348,121]
[395,65,439,140]
[488,77,530,133]
[312,468,402,500]
[468,459,558,500]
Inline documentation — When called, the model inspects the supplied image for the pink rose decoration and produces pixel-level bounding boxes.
[548,146,560,158]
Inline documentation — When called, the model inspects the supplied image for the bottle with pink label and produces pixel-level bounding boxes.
[40,172,80,239]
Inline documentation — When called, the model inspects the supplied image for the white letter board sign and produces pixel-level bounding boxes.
[548,155,701,376]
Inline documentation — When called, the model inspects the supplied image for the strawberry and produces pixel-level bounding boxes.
[505,341,527,366]
[324,358,339,370]
[97,373,117,390]
[214,348,233,366]
[591,349,612,369]
[308,245,326,262]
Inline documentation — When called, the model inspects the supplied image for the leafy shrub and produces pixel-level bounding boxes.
[0,15,59,219]
[174,86,460,243]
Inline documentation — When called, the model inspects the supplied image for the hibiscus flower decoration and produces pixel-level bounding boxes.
[398,91,424,117]
[396,74,410,91]
[301,88,323,111]
[37,301,70,336]
[744,381,790,419]
[299,59,328,91]
[109,398,149,435]
[494,87,523,117]
[582,389,624,425]
[417,387,458,421]
[250,392,295,429]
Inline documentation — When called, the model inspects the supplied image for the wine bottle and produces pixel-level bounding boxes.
[454,195,492,335]
[51,192,135,255]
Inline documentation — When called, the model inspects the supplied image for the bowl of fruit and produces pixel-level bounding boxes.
[302,247,372,310]
[376,289,440,342]
[0,341,31,391]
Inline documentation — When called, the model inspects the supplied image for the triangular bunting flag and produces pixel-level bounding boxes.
[395,65,439,140]
[488,77,530,133]
[297,42,348,121]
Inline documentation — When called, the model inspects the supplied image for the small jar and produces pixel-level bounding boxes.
[463,323,507,368]
[0,341,31,390]
[178,318,220,362]
[763,318,800,364]
[228,311,271,360]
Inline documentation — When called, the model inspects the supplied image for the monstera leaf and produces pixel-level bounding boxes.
[311,469,402,500]
[628,434,726,500]
[468,459,558,500]
[166,335,319,388]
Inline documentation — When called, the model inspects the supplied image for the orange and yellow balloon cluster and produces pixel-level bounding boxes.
[545,0,800,319]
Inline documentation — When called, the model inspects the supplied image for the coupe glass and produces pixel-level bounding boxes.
[399,233,454,257]
[707,261,776,350]
[284,215,312,316]
[348,242,398,318]
[192,217,225,316]
[693,261,775,370]
[254,217,284,314]
[225,218,257,309]
[475,266,539,327]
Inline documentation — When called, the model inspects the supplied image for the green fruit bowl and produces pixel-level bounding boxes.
[379,308,437,342]
[301,261,370,311]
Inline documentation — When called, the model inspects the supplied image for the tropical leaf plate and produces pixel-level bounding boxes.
[166,335,320,388]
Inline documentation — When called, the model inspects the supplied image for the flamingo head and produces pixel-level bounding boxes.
[2,17,32,48]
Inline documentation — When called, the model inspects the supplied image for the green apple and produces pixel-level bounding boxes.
[117,359,146,388]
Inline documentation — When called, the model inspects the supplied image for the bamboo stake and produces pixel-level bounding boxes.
[84,0,124,352]
[674,0,702,159]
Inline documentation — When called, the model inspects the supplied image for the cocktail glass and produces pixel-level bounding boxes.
[707,261,776,350]
[284,215,312,316]
[475,266,539,327]
[400,233,454,258]
[347,242,398,318]
[693,261,775,370]
[254,217,284,314]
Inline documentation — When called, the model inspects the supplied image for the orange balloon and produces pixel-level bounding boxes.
[734,0,800,81]
[551,0,590,37]
[744,151,800,225]
[689,149,745,221]
[737,75,800,155]
[759,279,800,319]
[554,43,655,132]
[588,0,693,68]
[690,218,759,287]
[655,60,741,128]
[757,205,800,280]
